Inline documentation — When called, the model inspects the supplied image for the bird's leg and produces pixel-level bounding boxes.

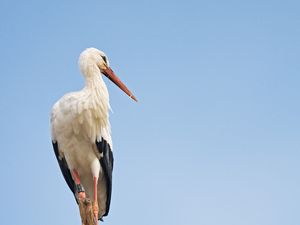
[72,169,86,201]
[93,176,99,224]
[72,169,92,225]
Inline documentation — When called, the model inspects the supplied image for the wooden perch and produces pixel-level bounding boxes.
[78,197,96,225]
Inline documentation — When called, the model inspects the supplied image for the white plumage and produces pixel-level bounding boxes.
[51,48,111,217]
[51,48,137,221]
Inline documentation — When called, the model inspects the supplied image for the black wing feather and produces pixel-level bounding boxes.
[96,138,114,217]
[52,141,76,200]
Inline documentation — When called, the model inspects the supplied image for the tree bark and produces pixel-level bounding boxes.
[78,198,95,225]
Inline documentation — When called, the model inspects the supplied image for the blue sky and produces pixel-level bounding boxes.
[0,0,299,225]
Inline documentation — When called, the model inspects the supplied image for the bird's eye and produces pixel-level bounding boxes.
[101,56,107,64]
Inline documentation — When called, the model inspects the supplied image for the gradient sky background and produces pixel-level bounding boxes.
[0,1,299,225]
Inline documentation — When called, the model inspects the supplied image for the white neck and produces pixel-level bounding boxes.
[82,65,110,110]
[81,65,112,145]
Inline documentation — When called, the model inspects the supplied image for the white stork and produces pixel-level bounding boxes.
[51,48,137,223]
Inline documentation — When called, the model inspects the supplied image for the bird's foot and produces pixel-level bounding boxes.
[78,191,86,201]
[93,201,99,224]
[78,198,94,225]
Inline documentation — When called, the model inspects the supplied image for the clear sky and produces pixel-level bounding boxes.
[0,0,299,225]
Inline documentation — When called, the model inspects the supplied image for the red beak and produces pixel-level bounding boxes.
[102,67,138,102]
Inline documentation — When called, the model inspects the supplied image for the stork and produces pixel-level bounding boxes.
[51,48,137,223]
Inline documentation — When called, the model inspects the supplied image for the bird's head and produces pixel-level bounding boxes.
[79,47,137,102]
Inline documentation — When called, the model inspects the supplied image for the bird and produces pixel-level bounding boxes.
[51,47,137,223]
